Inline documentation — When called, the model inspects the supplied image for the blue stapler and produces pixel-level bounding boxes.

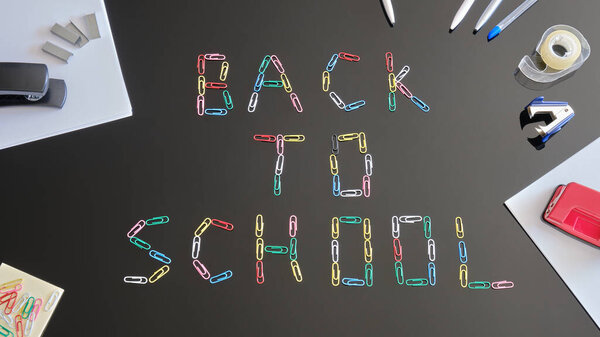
[526,96,574,143]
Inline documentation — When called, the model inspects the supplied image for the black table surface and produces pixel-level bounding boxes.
[1,0,599,336]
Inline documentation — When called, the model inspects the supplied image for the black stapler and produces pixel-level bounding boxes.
[0,63,67,108]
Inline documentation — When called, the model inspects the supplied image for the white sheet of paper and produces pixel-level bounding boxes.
[0,0,131,150]
[505,137,600,328]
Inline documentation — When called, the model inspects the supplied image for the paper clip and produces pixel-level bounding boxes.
[205,82,227,90]
[211,219,233,231]
[491,280,515,290]
[13,293,29,314]
[0,313,12,328]
[209,270,233,284]
[331,134,339,154]
[428,262,436,286]
[258,55,271,74]
[385,52,394,72]
[149,250,171,264]
[194,217,212,237]
[275,154,285,175]
[24,314,33,334]
[396,82,412,99]
[358,132,367,153]
[31,298,42,319]
[332,174,340,196]
[248,92,258,112]
[364,239,373,263]
[281,73,292,93]
[329,92,345,109]
[291,260,303,282]
[16,319,23,337]
[254,73,264,92]
[342,278,365,287]
[322,71,330,92]
[197,76,205,95]
[289,238,297,260]
[147,216,169,226]
[204,109,227,116]
[399,215,422,223]
[427,239,436,262]
[255,214,264,238]
[395,65,410,82]
[197,54,205,75]
[264,246,289,254]
[0,293,16,315]
[197,95,205,116]
[21,298,34,319]
[392,216,400,239]
[256,261,264,284]
[274,174,281,196]
[284,135,305,142]
[459,264,468,288]
[276,134,284,154]
[219,61,229,81]
[411,96,430,112]
[331,217,339,239]
[205,53,225,60]
[270,55,285,73]
[341,189,363,197]
[192,236,201,259]
[253,134,276,143]
[458,241,468,263]
[43,291,59,312]
[363,218,371,240]
[468,281,491,290]
[329,154,338,175]
[326,53,339,72]
[331,240,339,263]
[263,80,283,87]
[364,154,373,176]
[362,175,371,197]
[0,279,22,293]
[331,262,340,286]
[423,216,432,239]
[388,92,396,112]
[288,215,297,237]
[455,217,465,238]
[393,238,402,261]
[338,52,360,62]
[130,236,151,250]
[395,261,404,285]
[223,90,233,110]
[339,216,362,224]
[256,238,264,260]
[290,93,302,113]
[192,260,210,280]
[365,263,374,287]
[344,100,366,111]
[406,278,429,287]
[123,276,147,285]
[388,73,396,92]
[337,133,359,142]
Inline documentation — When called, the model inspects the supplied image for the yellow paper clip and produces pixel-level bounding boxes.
[219,61,229,81]
[331,217,339,239]
[331,262,340,286]
[291,260,303,282]
[364,239,373,263]
[459,264,468,288]
[363,218,371,240]
[358,132,367,154]
[149,265,170,283]
[455,216,465,238]
[329,154,338,175]
[281,73,292,93]
[197,75,205,96]
[388,73,396,92]
[194,217,212,237]
[338,133,359,141]
[256,238,264,261]
[322,71,330,92]
[283,135,305,142]
[0,278,22,291]
[255,214,263,238]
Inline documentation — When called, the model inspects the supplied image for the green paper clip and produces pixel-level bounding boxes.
[0,324,12,337]
[388,91,396,112]
[264,245,288,254]
[468,281,491,289]
[258,55,271,74]
[223,90,233,110]
[274,174,281,196]
[395,261,404,285]
[365,263,373,287]
[405,278,429,287]
[129,237,151,250]
[423,216,432,239]
[339,216,362,224]
[289,238,297,260]
[262,80,283,87]
[146,216,169,226]
[21,297,35,319]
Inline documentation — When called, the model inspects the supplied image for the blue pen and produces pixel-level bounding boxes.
[487,0,537,40]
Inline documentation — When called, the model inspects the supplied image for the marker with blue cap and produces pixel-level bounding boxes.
[487,0,537,41]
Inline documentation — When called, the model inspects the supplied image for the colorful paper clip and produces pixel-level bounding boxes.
[253,134,276,143]
[331,240,339,263]
[342,278,365,287]
[193,260,210,280]
[396,65,410,82]
[276,134,284,154]
[204,109,227,116]
[363,218,372,240]
[256,238,264,261]
[197,95,205,116]
[197,54,205,75]
[194,217,212,237]
[364,154,373,176]
[205,53,225,60]
[123,276,148,285]
[338,52,360,62]
[332,174,340,196]
[331,262,340,286]
[340,189,363,197]
[322,71,330,92]
[385,52,394,72]
[256,261,264,284]
[254,73,264,92]
[428,239,436,261]
[290,93,302,113]
[362,175,371,197]
[397,82,412,99]
[192,236,201,259]
[258,55,271,74]
[458,241,468,263]
[273,174,281,196]
[358,132,367,153]
[399,215,422,223]
[329,154,338,175]
[44,291,59,312]
[388,92,396,112]
[365,263,374,287]
[329,92,345,109]
[392,216,400,239]
[25,313,34,334]
[205,82,227,90]
[423,216,432,239]
[270,55,285,73]
[144,267,171,285]
[275,154,285,175]
[455,217,465,238]
[146,216,169,226]
[411,96,430,112]
[331,134,339,154]
[288,215,297,237]
[212,219,234,231]
[262,80,283,87]
[428,262,436,286]
[393,238,402,261]
[326,54,339,72]
[405,278,429,287]
[344,100,366,112]
[283,135,305,142]
[459,264,468,288]
[331,217,339,239]
[197,76,205,96]
[31,299,42,321]
[291,260,303,282]
[149,250,171,264]
[264,246,289,254]
[388,73,397,92]
[255,214,264,238]
[0,279,22,293]
[248,92,258,112]
[130,237,151,250]
[127,220,145,238]
[491,280,515,290]
[281,73,292,93]
[223,90,233,110]
[395,261,404,285]
[289,237,297,260]
[209,270,233,284]
[364,239,373,263]
[468,281,491,290]
[13,293,29,314]
[339,216,362,224]
[219,61,229,81]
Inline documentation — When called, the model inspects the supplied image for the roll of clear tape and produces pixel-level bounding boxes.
[539,30,581,70]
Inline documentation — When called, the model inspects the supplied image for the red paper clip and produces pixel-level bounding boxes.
[0,291,17,314]
[15,315,24,337]
[393,238,402,261]
[253,134,276,142]
[205,82,227,90]
[197,54,205,75]
[290,93,302,113]
[396,82,413,98]
[385,52,393,72]
[192,260,210,280]
[256,261,264,284]
[270,55,285,73]
[204,53,226,61]
[211,219,234,231]
[338,52,360,62]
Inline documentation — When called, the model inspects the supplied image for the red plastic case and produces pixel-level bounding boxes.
[543,182,600,247]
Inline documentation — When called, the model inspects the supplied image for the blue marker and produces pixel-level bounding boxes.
[487,0,537,41]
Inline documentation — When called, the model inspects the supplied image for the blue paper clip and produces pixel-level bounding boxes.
[341,278,365,287]
[365,263,373,287]
[149,250,172,264]
[332,174,340,196]
[289,238,297,261]
[254,73,264,92]
[223,90,233,110]
[326,53,339,72]
[339,216,362,224]
[459,240,468,263]
[428,262,436,286]
[411,96,430,112]
[344,100,366,111]
[423,216,431,239]
[204,109,228,116]
[258,55,271,74]
[209,270,233,284]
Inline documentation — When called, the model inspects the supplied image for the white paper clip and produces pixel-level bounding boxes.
[13,292,30,314]
[331,240,339,263]
[428,239,436,262]
[399,215,422,223]
[248,92,258,112]
[192,236,201,259]
[25,313,34,336]
[329,91,345,109]
[44,291,59,312]
[392,216,400,238]
[364,154,373,176]
[123,276,148,285]
[340,189,363,197]
[275,154,284,175]
[395,65,410,82]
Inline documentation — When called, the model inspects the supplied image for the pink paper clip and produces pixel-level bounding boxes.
[385,52,393,72]
[31,299,42,321]
[0,284,21,294]
[256,261,264,284]
[205,82,227,90]
[396,82,413,99]
[193,260,211,280]
[197,54,205,75]
[127,220,145,238]
[270,55,285,73]
[196,96,205,116]
[290,93,302,113]
[211,219,234,231]
[393,238,402,261]
[253,134,276,142]
[362,175,371,197]
[289,215,297,238]
[204,53,226,61]
[276,134,284,155]
[491,280,515,289]
[338,52,360,62]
